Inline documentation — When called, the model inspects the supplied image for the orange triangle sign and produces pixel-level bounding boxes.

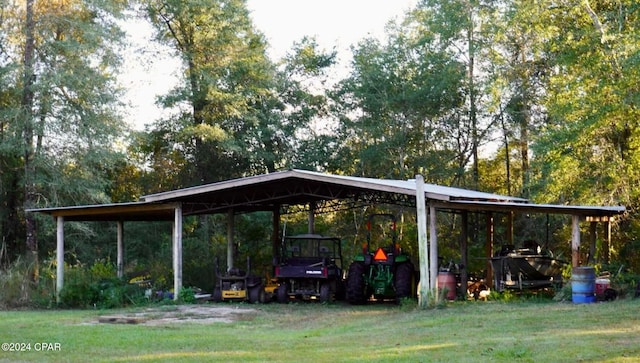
[373,248,387,261]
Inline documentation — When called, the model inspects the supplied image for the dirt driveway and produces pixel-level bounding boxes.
[95,304,257,326]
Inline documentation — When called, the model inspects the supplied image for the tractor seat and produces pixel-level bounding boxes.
[228,268,245,276]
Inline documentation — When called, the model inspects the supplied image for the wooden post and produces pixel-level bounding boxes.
[429,204,438,299]
[173,204,183,300]
[485,213,494,287]
[56,216,64,304]
[227,208,235,271]
[272,207,280,262]
[506,212,513,245]
[308,201,316,234]
[117,221,124,279]
[588,222,597,264]
[571,215,580,267]
[460,211,468,299]
[415,175,429,307]
[603,220,611,264]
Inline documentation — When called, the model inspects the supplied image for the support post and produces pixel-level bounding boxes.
[173,204,183,300]
[460,211,469,299]
[571,215,581,267]
[308,201,315,234]
[588,222,597,264]
[272,207,281,263]
[415,175,429,307]
[117,221,124,279]
[429,204,438,300]
[485,213,494,288]
[506,212,513,245]
[227,209,235,271]
[603,220,611,264]
[56,216,64,304]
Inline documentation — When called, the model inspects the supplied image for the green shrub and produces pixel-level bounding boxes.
[179,286,196,304]
[59,260,148,309]
[0,257,34,308]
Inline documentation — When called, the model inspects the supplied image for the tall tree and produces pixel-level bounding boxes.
[334,14,466,182]
[274,36,338,171]
[0,0,128,263]
[144,0,276,184]
[531,0,640,207]
[528,1,640,266]
[414,0,497,188]
[483,0,552,198]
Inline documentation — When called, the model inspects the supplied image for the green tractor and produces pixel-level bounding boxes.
[346,213,415,304]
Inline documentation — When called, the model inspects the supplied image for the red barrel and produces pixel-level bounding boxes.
[595,278,610,300]
[437,272,457,301]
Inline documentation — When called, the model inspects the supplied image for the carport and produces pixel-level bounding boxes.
[29,169,625,305]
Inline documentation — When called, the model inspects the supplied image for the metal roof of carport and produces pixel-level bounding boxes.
[140,169,530,215]
[29,169,625,221]
[29,201,179,222]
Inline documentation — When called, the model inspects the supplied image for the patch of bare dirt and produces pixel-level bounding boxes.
[95,305,256,326]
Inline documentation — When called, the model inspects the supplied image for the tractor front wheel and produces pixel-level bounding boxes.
[347,262,367,305]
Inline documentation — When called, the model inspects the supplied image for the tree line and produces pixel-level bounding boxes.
[1,0,639,286]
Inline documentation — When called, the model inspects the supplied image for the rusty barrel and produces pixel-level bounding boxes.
[572,267,596,304]
[437,272,457,301]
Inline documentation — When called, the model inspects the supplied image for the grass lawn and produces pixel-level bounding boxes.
[1,298,639,362]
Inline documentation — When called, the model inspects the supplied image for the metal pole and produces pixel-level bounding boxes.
[117,221,124,279]
[56,216,64,304]
[173,203,183,300]
[227,209,235,271]
[429,204,438,301]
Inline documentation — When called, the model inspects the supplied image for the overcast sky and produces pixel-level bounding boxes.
[120,1,417,130]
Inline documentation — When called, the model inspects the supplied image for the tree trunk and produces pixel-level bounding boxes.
[22,0,38,279]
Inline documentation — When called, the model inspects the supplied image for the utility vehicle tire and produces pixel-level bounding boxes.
[347,262,367,305]
[249,285,264,303]
[319,282,331,302]
[277,282,289,304]
[394,262,414,302]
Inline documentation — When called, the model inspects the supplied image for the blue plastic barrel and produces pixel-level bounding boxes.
[572,267,596,304]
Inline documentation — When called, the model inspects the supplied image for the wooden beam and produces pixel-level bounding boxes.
[56,216,64,304]
[415,175,429,307]
[173,204,183,301]
[585,216,615,222]
[571,215,581,267]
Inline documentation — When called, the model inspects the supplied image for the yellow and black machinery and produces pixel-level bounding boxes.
[213,257,264,303]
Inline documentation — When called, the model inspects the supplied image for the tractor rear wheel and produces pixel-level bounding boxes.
[395,262,414,302]
[347,262,367,304]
